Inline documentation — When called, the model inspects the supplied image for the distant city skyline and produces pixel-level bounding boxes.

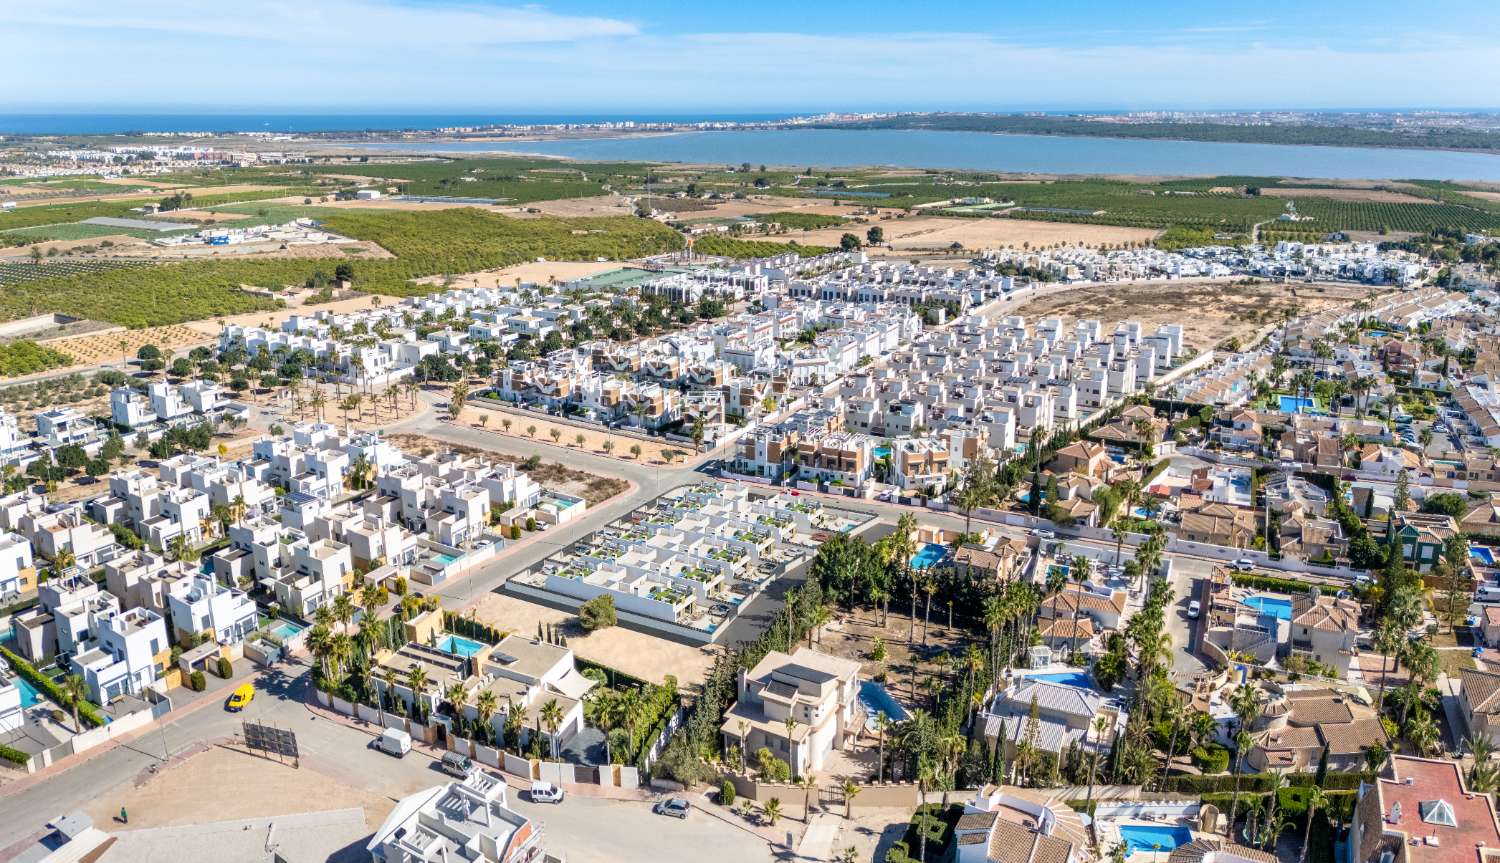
[5,0,1500,112]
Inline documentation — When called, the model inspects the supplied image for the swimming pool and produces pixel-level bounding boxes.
[1278,395,1315,414]
[910,543,948,570]
[1473,546,1497,566]
[859,681,909,729]
[1118,824,1192,857]
[874,446,892,460]
[269,620,305,640]
[1031,671,1094,688]
[436,634,488,657]
[15,676,41,708]
[436,553,459,565]
[1242,594,1293,622]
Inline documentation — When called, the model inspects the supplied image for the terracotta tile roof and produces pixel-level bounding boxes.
[1360,756,1500,863]
[1169,837,1277,863]
[1461,667,1500,716]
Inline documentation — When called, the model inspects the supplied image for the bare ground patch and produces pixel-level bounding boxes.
[1259,187,1436,203]
[1011,279,1376,351]
[469,591,716,688]
[386,432,629,506]
[783,216,1159,253]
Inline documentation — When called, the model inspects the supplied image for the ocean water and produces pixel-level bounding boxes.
[360,128,1500,180]
[0,113,792,135]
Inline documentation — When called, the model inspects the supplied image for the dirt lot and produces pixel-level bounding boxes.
[49,324,214,365]
[783,215,1158,253]
[410,260,621,291]
[84,745,394,832]
[469,591,717,688]
[1463,191,1500,203]
[457,403,693,470]
[1259,187,1436,204]
[517,194,636,218]
[386,432,630,506]
[1012,279,1375,351]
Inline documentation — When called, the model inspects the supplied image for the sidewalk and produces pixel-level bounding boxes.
[0,657,279,801]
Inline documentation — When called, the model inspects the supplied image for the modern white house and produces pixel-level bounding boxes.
[71,606,170,704]
[367,772,545,863]
[719,647,861,778]
[165,574,258,645]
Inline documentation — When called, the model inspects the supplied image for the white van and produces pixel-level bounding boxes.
[529,781,564,804]
[378,727,412,758]
[1477,585,1500,604]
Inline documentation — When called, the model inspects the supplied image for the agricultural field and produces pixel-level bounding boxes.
[0,258,145,286]
[49,325,215,367]
[0,208,684,328]
[309,158,637,204]
[691,235,832,258]
[760,211,849,229]
[0,341,75,377]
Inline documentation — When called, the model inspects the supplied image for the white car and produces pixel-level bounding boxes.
[1233,558,1255,571]
[1030,528,1056,540]
[1187,600,1201,619]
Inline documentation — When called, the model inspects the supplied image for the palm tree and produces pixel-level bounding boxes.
[1299,786,1328,863]
[875,712,890,783]
[798,772,817,820]
[763,797,782,827]
[1085,713,1110,815]
[407,666,429,718]
[62,674,88,731]
[1406,712,1440,756]
[1227,729,1253,837]
[475,690,499,744]
[306,623,334,681]
[1068,555,1092,659]
[784,716,798,775]
[540,698,564,760]
[333,592,355,633]
[1469,734,1500,793]
[444,682,468,720]
[840,779,860,819]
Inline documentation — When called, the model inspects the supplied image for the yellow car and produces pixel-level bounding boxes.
[226,683,255,712]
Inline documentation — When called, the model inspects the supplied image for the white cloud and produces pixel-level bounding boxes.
[3,0,637,46]
[2,7,1497,110]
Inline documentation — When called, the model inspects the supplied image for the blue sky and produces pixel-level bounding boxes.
[5,0,1499,112]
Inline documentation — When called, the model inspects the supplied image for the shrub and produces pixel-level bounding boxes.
[579,594,618,631]
[526,516,537,531]
[189,670,207,692]
[0,742,30,765]
[510,524,522,541]
[217,656,233,679]
[720,779,737,807]
[1191,744,1231,774]
[393,576,408,597]
[0,644,105,727]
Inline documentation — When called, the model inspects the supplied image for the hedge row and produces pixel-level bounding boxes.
[1162,770,1364,794]
[0,644,105,727]
[0,742,30,765]
[1231,572,1323,595]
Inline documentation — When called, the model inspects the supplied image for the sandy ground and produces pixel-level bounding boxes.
[519,195,636,218]
[3,184,283,209]
[784,215,1159,252]
[1463,191,1500,203]
[49,324,213,364]
[85,745,393,832]
[1259,187,1436,203]
[0,235,146,259]
[93,178,182,188]
[150,209,246,222]
[660,197,881,221]
[100,239,392,262]
[458,403,692,468]
[411,260,625,290]
[1012,279,1373,350]
[468,592,716,688]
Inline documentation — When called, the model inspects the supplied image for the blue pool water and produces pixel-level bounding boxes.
[15,676,41,708]
[1278,395,1315,414]
[910,543,948,570]
[1118,824,1193,857]
[874,446,892,459]
[270,620,304,640]
[1473,546,1497,566]
[436,634,488,657]
[1031,671,1094,688]
[859,681,909,729]
[1243,594,1293,621]
[437,553,459,565]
